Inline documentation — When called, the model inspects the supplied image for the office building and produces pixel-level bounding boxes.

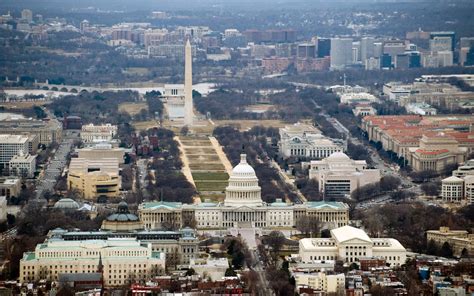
[452,159,474,178]
[394,54,410,69]
[48,202,198,266]
[0,177,21,199]
[9,154,36,178]
[299,226,407,266]
[430,31,455,51]
[365,57,380,70]
[460,37,474,49]
[297,44,316,59]
[360,37,375,63]
[430,37,453,53]
[19,238,166,287]
[139,154,350,231]
[407,133,468,173]
[441,176,464,203]
[317,38,331,58]
[63,116,83,130]
[0,134,29,168]
[81,124,117,144]
[279,123,345,159]
[352,41,361,63]
[0,118,62,145]
[309,152,381,198]
[78,144,125,165]
[67,158,120,201]
[383,41,406,58]
[293,272,345,295]
[362,115,474,173]
[427,227,473,257]
[330,38,353,70]
[437,51,454,67]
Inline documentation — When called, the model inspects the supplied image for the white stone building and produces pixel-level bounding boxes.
[139,154,350,232]
[19,238,166,287]
[0,196,6,222]
[9,154,36,178]
[81,123,117,143]
[279,123,345,159]
[405,103,437,115]
[339,92,378,105]
[309,152,381,198]
[293,272,345,295]
[452,159,474,178]
[0,134,29,167]
[189,258,228,281]
[441,176,464,202]
[299,226,406,266]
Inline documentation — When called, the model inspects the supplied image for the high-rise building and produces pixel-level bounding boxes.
[430,31,455,51]
[394,54,410,69]
[297,44,316,58]
[460,37,474,49]
[0,135,29,169]
[317,38,331,58]
[80,20,89,33]
[430,36,452,53]
[381,54,392,68]
[373,42,383,58]
[352,41,361,63]
[383,41,406,58]
[20,9,33,23]
[438,51,454,67]
[365,57,380,70]
[360,37,375,63]
[330,38,353,70]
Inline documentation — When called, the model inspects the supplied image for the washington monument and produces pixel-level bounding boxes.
[184,38,194,126]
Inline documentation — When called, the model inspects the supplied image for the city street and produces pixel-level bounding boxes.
[35,131,77,202]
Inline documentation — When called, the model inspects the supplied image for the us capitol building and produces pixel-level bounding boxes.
[139,154,349,231]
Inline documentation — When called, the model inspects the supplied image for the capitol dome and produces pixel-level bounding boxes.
[232,154,257,176]
[224,154,263,207]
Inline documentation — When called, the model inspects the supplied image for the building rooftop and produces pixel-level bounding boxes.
[442,176,464,182]
[331,226,372,244]
[141,201,183,210]
[0,134,29,144]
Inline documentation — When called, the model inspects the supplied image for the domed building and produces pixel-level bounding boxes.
[224,154,263,207]
[139,154,350,231]
[101,201,143,232]
[54,198,80,210]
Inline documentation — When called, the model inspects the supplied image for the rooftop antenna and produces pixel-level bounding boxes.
[160,188,163,202]
[343,73,347,89]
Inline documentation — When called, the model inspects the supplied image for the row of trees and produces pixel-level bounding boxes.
[351,175,402,201]
[145,128,195,204]
[357,202,474,254]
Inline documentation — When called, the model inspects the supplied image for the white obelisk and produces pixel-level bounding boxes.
[184,38,193,126]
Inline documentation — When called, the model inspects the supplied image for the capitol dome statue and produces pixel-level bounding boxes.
[224,154,263,207]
